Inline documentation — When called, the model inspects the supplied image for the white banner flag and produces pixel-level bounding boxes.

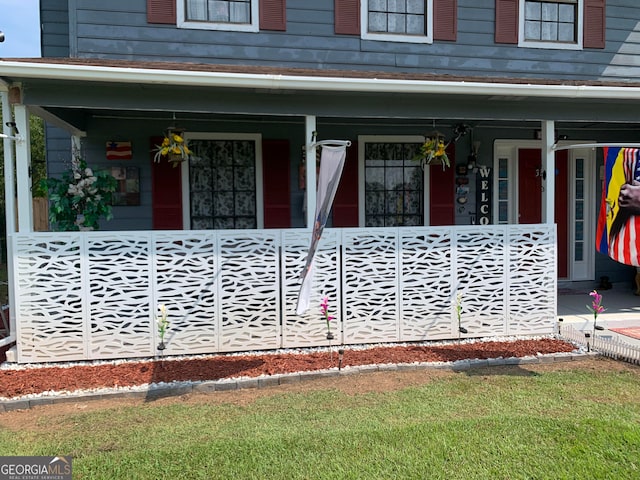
[296,144,347,315]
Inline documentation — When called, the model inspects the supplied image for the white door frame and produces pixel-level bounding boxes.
[493,139,595,281]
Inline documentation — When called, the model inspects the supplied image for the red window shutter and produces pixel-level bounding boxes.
[151,137,183,229]
[335,0,360,35]
[262,139,291,228]
[332,141,359,227]
[495,0,519,44]
[147,0,176,24]
[429,144,455,226]
[260,0,286,31]
[434,0,457,41]
[584,0,606,49]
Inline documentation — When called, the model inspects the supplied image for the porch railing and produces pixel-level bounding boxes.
[11,224,557,363]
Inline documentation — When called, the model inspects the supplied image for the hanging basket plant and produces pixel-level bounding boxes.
[152,128,192,167]
[415,131,450,169]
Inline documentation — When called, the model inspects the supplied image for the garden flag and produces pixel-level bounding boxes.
[296,144,347,315]
[106,141,133,160]
[596,147,640,266]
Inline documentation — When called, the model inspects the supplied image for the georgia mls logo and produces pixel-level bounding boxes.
[0,455,72,480]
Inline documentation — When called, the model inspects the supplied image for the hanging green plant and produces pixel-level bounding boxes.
[41,155,117,231]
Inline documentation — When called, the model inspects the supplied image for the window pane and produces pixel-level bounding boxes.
[542,22,557,41]
[558,23,574,42]
[369,12,387,32]
[541,3,558,22]
[187,0,207,20]
[406,15,424,35]
[366,167,385,188]
[406,0,424,14]
[369,0,387,11]
[209,1,230,22]
[525,21,541,40]
[388,13,406,33]
[230,2,250,23]
[558,4,574,22]
[525,2,541,21]
[388,0,406,13]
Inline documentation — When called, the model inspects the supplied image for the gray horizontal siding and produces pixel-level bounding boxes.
[40,0,70,58]
[48,0,640,81]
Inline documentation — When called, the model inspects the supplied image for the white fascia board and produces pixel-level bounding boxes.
[3,60,640,101]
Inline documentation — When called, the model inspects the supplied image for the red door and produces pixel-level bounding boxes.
[429,144,455,226]
[517,148,569,278]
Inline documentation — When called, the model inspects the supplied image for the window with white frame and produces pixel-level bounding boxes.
[362,0,433,44]
[521,0,582,49]
[178,0,259,32]
[187,135,263,229]
[360,138,425,227]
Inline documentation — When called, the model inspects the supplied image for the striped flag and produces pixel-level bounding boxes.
[296,145,347,315]
[596,147,640,265]
[106,141,132,160]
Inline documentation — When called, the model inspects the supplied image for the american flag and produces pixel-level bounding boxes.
[106,141,132,160]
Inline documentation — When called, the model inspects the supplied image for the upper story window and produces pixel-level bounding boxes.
[178,0,260,32]
[362,0,434,44]
[495,0,604,50]
[520,0,583,49]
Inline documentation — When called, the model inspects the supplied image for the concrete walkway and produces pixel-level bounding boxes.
[558,281,640,346]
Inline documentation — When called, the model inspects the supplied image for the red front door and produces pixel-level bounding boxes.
[517,148,569,278]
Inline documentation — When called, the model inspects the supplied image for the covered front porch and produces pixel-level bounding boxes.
[3,59,640,362]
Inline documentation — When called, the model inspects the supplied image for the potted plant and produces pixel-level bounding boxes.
[415,131,450,169]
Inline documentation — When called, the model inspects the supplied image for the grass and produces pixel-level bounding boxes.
[1,361,640,479]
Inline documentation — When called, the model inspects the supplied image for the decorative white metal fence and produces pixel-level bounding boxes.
[560,324,640,365]
[11,224,557,363]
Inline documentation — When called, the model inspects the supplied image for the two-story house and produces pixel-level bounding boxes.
[0,0,638,363]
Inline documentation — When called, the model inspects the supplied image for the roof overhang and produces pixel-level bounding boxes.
[3,59,640,101]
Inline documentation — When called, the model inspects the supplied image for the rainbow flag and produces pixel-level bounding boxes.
[596,147,640,265]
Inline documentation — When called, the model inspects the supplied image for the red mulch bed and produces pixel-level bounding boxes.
[0,339,575,399]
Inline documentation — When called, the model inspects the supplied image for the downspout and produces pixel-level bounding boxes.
[1,90,17,347]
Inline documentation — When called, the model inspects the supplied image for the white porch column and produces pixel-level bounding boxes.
[14,105,33,233]
[305,115,317,228]
[1,91,16,235]
[541,120,555,224]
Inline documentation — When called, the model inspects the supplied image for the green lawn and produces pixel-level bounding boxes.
[1,359,640,479]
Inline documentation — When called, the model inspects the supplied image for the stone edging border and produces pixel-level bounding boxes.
[0,351,598,412]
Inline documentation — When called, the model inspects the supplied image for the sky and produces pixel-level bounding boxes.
[0,0,41,57]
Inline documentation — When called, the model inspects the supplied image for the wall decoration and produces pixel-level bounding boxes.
[106,141,132,160]
[111,166,140,206]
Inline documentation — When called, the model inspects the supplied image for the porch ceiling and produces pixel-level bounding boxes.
[4,58,640,134]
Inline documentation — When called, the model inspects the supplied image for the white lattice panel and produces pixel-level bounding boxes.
[217,231,280,352]
[342,229,400,344]
[454,227,508,338]
[87,235,154,359]
[154,233,218,354]
[507,225,556,334]
[400,228,455,341]
[11,225,557,363]
[281,229,341,347]
[14,234,86,362]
